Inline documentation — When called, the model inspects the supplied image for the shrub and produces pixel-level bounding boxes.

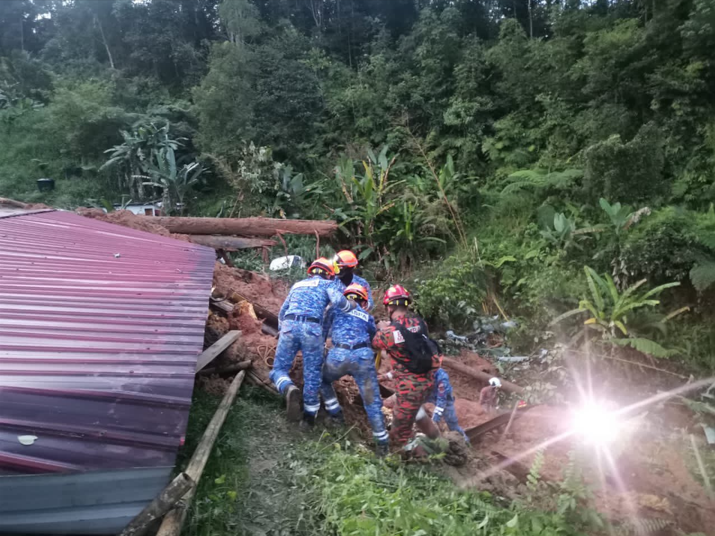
[619,207,701,284]
[584,122,667,204]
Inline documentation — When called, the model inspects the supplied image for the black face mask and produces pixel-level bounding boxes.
[339,269,353,285]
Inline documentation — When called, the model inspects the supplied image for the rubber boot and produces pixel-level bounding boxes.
[300,413,316,431]
[327,410,345,428]
[375,442,389,457]
[285,385,302,423]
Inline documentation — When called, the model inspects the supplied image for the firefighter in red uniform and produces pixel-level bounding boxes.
[372,285,441,450]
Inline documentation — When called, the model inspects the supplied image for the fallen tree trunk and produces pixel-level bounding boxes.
[188,235,277,250]
[156,371,247,536]
[119,472,194,536]
[442,357,524,394]
[0,197,28,209]
[152,216,338,237]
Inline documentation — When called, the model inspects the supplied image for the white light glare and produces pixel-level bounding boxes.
[571,401,620,446]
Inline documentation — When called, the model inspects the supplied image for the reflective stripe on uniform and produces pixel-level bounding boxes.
[275,376,292,390]
[304,402,321,414]
[373,431,389,442]
[324,397,340,411]
[434,407,444,415]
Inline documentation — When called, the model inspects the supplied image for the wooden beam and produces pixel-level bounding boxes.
[195,330,241,372]
[152,216,338,237]
[197,360,252,377]
[156,371,247,536]
[188,235,277,250]
[119,472,194,536]
[246,369,279,396]
[442,357,524,394]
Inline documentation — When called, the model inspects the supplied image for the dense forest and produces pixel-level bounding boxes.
[1,0,714,371]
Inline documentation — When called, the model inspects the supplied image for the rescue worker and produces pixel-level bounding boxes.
[427,368,469,443]
[333,250,374,310]
[372,285,441,451]
[479,377,502,414]
[321,283,389,456]
[270,258,355,425]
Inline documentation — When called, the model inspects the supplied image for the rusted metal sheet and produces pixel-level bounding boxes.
[0,210,213,484]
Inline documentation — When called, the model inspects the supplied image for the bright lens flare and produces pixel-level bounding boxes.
[570,402,620,446]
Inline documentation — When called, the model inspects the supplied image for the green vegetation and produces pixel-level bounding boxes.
[1,0,714,368]
[185,387,605,535]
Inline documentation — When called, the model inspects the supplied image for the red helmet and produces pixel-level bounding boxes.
[307,257,335,278]
[334,250,359,270]
[383,284,411,307]
[344,283,369,303]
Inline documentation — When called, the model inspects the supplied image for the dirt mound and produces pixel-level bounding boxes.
[213,262,287,313]
[75,208,190,239]
[444,350,499,403]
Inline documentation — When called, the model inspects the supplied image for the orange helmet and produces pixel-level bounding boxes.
[307,257,335,278]
[334,250,359,270]
[344,283,369,303]
[383,284,411,307]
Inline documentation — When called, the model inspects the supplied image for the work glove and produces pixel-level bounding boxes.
[432,411,443,424]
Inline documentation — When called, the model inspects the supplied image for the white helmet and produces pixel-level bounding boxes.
[489,377,502,388]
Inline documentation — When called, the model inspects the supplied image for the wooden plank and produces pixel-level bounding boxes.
[156,371,246,536]
[195,330,241,372]
[119,472,194,536]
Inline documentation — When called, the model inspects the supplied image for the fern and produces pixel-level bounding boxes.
[527,449,545,493]
[690,257,715,292]
[614,517,673,535]
[501,168,583,196]
[610,337,677,358]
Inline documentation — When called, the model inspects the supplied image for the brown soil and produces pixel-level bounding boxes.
[463,405,715,534]
[445,350,499,403]
[76,208,187,239]
[213,263,287,313]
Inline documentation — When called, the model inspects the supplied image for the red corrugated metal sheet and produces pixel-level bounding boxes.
[0,210,215,474]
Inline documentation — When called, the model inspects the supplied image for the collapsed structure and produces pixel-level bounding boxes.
[0,208,215,534]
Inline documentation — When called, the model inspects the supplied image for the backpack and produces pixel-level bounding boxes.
[390,317,440,374]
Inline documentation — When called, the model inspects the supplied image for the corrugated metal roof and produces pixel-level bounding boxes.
[0,210,215,474]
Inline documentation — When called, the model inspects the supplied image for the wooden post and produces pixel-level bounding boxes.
[156,371,247,536]
[119,472,194,536]
[442,357,524,394]
[195,330,241,372]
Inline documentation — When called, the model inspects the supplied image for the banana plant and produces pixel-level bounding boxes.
[140,148,204,215]
[335,146,402,257]
[552,266,686,357]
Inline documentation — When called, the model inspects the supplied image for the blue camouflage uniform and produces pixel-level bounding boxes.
[270,275,353,418]
[320,304,389,446]
[352,274,374,311]
[338,272,374,310]
[427,368,469,443]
